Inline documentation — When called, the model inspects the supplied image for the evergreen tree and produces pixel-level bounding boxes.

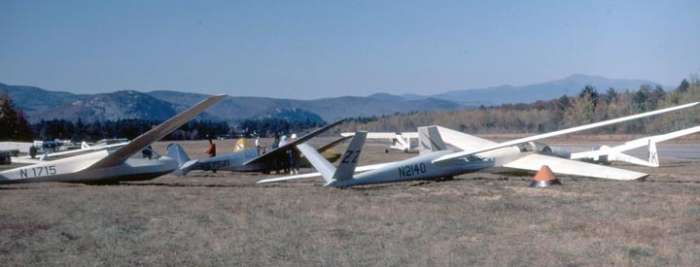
[0,93,33,141]
[633,85,651,111]
[604,88,618,103]
[678,79,690,93]
[557,95,571,111]
[578,85,600,107]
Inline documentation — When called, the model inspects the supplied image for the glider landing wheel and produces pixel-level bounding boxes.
[435,176,454,182]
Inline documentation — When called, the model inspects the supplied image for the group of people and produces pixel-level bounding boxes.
[204,136,265,158]
[204,133,299,174]
[272,133,299,174]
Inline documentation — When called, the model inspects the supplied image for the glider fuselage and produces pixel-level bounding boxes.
[0,150,178,184]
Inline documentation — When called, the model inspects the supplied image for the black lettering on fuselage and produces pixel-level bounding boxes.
[398,163,427,177]
[19,166,57,178]
[341,150,360,164]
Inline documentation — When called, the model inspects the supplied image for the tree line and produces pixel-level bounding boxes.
[1,93,325,141]
[339,76,700,135]
[3,76,699,141]
[26,118,323,141]
[239,117,325,138]
[30,119,231,141]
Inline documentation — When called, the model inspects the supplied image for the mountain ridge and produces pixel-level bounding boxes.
[0,83,460,123]
[0,74,664,123]
[430,74,661,105]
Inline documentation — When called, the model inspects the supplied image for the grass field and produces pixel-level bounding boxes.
[1,137,700,266]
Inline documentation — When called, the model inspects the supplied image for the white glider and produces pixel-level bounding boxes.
[0,95,225,184]
[259,102,698,187]
[341,132,419,153]
[569,125,700,167]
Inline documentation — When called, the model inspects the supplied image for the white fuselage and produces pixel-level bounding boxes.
[0,150,178,184]
[327,146,523,188]
[188,148,265,172]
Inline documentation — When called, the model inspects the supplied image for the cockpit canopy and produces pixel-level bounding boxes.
[134,146,161,160]
[517,142,571,158]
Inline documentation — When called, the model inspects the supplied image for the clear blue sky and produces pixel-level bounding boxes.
[1,0,698,99]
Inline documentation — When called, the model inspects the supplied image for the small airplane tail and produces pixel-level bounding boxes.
[603,140,658,168]
[648,139,659,167]
[295,131,367,185]
[391,133,411,152]
[167,143,198,176]
[167,143,191,166]
[417,125,447,154]
[332,131,366,181]
[233,138,247,152]
[81,141,90,150]
[593,140,659,167]
[607,151,656,167]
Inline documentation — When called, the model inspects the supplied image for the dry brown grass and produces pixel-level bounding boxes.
[1,138,700,266]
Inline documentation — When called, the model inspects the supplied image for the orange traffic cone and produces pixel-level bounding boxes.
[529,165,561,188]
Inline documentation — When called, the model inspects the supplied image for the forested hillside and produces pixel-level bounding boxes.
[339,77,700,135]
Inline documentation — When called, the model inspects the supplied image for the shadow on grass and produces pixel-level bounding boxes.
[0,183,84,190]
[643,179,700,184]
[116,182,261,188]
[0,186,37,191]
[3,175,699,191]
[490,170,533,177]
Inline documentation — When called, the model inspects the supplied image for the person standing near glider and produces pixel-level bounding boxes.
[206,137,217,173]
[206,137,217,158]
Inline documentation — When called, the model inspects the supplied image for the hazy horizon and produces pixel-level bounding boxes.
[0,72,673,100]
[1,1,698,99]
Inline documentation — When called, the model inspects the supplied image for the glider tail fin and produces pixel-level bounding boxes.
[167,143,200,176]
[393,134,410,151]
[648,139,659,167]
[418,125,447,154]
[605,139,660,167]
[167,143,191,166]
[332,131,367,181]
[294,131,367,185]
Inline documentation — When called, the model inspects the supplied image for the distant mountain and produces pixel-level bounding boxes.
[147,90,460,122]
[0,83,85,114]
[0,83,217,123]
[33,90,179,123]
[254,108,325,125]
[432,74,662,106]
[2,83,461,123]
[1,74,661,123]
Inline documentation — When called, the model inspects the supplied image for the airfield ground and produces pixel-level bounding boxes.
[1,137,700,266]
